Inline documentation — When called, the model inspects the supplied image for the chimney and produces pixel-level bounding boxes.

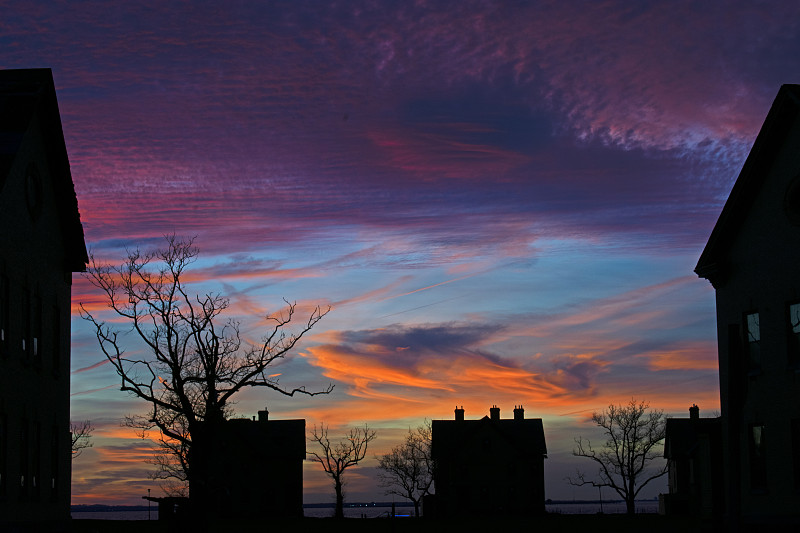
[455,406,465,422]
[513,405,524,421]
[258,407,269,422]
[490,405,500,421]
[689,404,699,420]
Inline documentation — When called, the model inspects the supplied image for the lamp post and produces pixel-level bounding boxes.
[148,488,151,520]
[598,485,604,514]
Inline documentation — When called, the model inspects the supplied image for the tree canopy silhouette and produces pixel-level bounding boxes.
[70,420,94,459]
[80,235,331,493]
[377,422,433,518]
[308,423,376,519]
[567,399,667,515]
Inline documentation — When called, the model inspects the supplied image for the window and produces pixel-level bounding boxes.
[745,312,761,373]
[52,305,61,377]
[668,458,678,490]
[50,425,58,501]
[788,303,800,369]
[0,274,7,357]
[19,420,28,500]
[0,413,6,496]
[749,423,767,490]
[32,422,40,499]
[32,292,41,368]
[793,420,800,490]
[21,289,30,360]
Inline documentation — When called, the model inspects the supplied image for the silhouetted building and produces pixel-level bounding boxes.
[662,405,723,518]
[189,409,305,519]
[0,68,87,527]
[430,405,546,517]
[142,495,189,522]
[696,84,800,526]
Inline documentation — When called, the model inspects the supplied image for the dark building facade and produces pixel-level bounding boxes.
[0,68,88,525]
[662,405,723,518]
[190,410,306,519]
[430,405,546,517]
[696,84,800,525]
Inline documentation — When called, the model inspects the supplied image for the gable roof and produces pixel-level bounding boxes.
[695,84,800,286]
[432,416,547,457]
[0,68,88,272]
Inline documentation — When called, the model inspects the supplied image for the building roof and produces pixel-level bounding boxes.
[664,417,721,459]
[432,416,547,457]
[195,417,307,460]
[0,68,88,272]
[695,84,800,286]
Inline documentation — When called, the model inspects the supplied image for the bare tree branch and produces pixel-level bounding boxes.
[70,420,94,459]
[377,421,433,517]
[80,235,333,491]
[566,399,667,515]
[308,423,376,519]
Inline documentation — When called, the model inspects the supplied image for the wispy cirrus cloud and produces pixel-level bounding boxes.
[5,0,791,504]
[24,0,791,259]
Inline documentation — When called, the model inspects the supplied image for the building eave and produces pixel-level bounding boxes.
[696,84,800,283]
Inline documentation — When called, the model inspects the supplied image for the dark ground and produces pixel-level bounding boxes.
[69,514,724,533]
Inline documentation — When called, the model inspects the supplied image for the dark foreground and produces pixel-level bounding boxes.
[70,514,721,533]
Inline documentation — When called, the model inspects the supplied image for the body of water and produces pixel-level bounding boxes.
[72,510,158,520]
[72,500,660,520]
[547,500,659,515]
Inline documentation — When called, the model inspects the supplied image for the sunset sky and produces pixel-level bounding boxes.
[4,0,800,506]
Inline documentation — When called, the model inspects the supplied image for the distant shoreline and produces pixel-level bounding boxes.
[72,499,651,512]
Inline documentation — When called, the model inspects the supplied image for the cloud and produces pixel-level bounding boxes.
[17,0,788,503]
[303,322,591,421]
[72,358,111,374]
[71,384,117,396]
[8,0,787,261]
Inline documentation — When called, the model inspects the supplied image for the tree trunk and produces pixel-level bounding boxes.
[413,499,420,518]
[334,478,344,519]
[627,477,636,515]
[626,496,635,515]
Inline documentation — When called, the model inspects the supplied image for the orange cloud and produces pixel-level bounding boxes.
[646,342,719,371]
[301,337,595,428]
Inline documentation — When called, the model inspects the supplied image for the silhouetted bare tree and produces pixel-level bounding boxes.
[80,235,332,494]
[377,422,433,517]
[125,412,191,496]
[567,399,667,515]
[70,420,94,459]
[308,424,376,519]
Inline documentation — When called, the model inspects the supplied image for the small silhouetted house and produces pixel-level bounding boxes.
[696,84,800,525]
[189,409,305,519]
[662,405,723,517]
[0,68,87,527]
[142,495,189,522]
[430,405,546,517]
